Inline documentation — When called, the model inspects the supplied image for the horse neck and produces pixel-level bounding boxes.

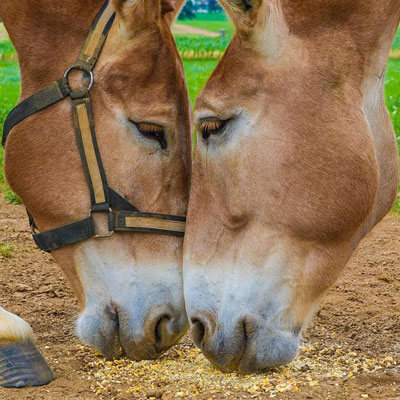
[273,0,400,82]
[0,0,104,96]
[280,0,400,37]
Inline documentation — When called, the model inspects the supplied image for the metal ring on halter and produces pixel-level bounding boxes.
[63,65,94,99]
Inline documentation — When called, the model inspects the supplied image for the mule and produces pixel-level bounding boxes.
[183,0,400,373]
[0,0,190,386]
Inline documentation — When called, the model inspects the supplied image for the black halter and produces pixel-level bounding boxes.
[2,1,186,253]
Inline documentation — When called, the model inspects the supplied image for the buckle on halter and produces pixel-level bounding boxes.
[63,65,94,99]
[90,209,114,238]
[95,230,114,238]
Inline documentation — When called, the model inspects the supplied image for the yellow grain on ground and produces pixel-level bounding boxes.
[74,342,397,399]
[0,23,9,41]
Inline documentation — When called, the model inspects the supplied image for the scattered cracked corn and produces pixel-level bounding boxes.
[74,343,397,398]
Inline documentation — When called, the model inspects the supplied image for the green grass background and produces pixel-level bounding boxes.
[0,60,20,203]
[0,17,399,210]
[183,59,219,104]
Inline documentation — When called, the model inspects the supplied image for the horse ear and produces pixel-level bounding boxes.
[112,0,182,31]
[162,0,187,25]
[111,0,161,33]
[161,0,176,15]
[219,0,263,35]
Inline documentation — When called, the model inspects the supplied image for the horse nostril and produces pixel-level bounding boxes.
[242,319,248,343]
[191,318,206,346]
[190,312,217,348]
[154,314,171,345]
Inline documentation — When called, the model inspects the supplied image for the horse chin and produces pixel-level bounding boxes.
[236,331,300,374]
[206,335,300,374]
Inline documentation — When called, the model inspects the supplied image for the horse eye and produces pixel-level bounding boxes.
[199,118,229,140]
[130,120,167,149]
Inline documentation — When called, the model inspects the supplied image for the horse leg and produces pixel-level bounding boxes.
[0,307,55,388]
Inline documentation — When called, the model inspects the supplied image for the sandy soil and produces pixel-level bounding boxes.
[0,197,399,399]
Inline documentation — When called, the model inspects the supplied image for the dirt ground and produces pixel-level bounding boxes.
[171,24,220,37]
[0,197,399,400]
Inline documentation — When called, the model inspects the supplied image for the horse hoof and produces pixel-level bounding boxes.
[0,339,55,388]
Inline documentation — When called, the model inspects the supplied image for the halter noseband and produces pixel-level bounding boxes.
[2,1,186,253]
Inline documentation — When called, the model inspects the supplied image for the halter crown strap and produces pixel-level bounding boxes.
[2,80,70,147]
[3,1,186,253]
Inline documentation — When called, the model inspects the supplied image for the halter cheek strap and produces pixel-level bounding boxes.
[2,1,186,253]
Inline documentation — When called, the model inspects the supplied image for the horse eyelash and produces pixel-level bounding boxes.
[137,122,164,134]
[200,120,223,132]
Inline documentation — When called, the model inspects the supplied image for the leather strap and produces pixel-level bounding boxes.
[111,211,186,237]
[108,188,139,212]
[76,1,115,71]
[28,189,137,252]
[71,96,109,209]
[2,79,71,146]
[33,217,95,253]
[32,208,185,252]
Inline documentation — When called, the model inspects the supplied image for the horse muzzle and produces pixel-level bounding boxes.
[189,310,299,373]
[76,303,188,360]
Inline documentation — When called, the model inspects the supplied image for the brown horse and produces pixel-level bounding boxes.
[183,0,400,373]
[0,0,191,386]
